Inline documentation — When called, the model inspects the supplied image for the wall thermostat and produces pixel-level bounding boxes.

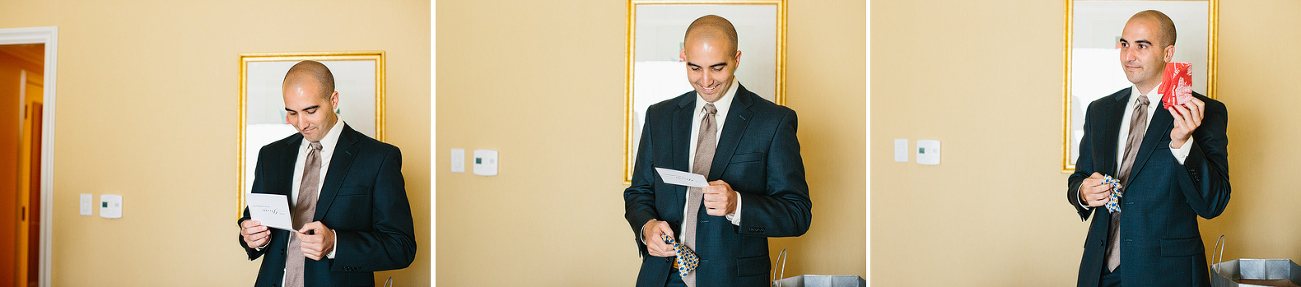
[473,149,498,176]
[100,194,123,219]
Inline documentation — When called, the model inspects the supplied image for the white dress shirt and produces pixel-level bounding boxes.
[1077,85,1194,209]
[274,120,345,283]
[639,79,749,245]
[685,78,744,228]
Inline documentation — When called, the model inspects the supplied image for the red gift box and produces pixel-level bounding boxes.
[1160,62,1193,109]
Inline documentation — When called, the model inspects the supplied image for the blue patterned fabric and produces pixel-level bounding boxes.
[1103,175,1124,213]
[661,234,698,277]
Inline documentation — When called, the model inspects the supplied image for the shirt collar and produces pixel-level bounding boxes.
[695,77,739,115]
[302,119,345,153]
[1131,83,1162,106]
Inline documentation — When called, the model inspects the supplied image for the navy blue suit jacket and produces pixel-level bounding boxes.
[1068,88,1230,287]
[624,84,812,287]
[238,124,416,287]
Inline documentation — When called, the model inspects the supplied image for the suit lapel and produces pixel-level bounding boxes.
[669,93,696,217]
[1096,88,1130,175]
[707,85,755,180]
[313,124,359,221]
[1126,101,1173,182]
[277,135,303,203]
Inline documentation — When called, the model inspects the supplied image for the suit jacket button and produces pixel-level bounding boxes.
[280,249,286,255]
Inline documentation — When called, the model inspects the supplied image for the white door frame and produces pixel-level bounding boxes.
[0,26,57,287]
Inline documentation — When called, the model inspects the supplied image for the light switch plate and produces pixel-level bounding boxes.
[894,139,908,162]
[473,149,498,176]
[451,149,466,173]
[917,139,941,165]
[100,194,122,219]
[80,194,92,216]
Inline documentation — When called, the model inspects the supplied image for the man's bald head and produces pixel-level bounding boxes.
[1128,10,1177,48]
[282,60,335,100]
[684,15,739,55]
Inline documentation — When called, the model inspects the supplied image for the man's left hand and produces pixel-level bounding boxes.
[703,180,737,216]
[1169,93,1205,148]
[298,221,336,261]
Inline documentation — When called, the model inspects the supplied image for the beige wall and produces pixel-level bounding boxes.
[872,0,1300,285]
[436,0,864,285]
[0,1,430,286]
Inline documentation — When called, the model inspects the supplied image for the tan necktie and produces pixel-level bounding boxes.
[286,142,323,287]
[680,103,717,287]
[1106,95,1148,272]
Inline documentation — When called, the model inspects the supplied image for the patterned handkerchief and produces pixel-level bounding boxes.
[1103,175,1124,213]
[661,234,698,277]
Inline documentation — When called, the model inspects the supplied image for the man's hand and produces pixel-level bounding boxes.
[298,222,336,261]
[641,220,675,258]
[240,219,271,249]
[1169,92,1205,148]
[703,180,737,216]
[1079,173,1114,207]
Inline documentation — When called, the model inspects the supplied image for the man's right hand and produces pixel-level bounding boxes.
[240,219,271,249]
[642,220,675,258]
[1079,172,1113,207]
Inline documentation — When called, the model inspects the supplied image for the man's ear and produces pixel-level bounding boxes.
[1163,45,1175,63]
[330,91,340,111]
[733,50,742,69]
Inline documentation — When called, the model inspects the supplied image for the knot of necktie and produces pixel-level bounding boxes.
[1136,94,1150,107]
[661,234,698,277]
[703,103,717,116]
[309,142,322,152]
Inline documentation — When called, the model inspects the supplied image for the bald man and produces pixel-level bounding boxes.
[624,15,811,287]
[1067,10,1229,287]
[238,60,416,287]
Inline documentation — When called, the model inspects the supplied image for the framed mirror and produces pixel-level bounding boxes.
[1063,0,1217,171]
[626,0,786,182]
[238,51,385,216]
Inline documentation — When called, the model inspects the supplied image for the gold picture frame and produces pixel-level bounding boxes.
[238,51,386,216]
[1062,0,1217,172]
[625,0,786,183]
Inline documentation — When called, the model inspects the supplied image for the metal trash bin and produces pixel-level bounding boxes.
[1211,236,1301,287]
[770,249,866,287]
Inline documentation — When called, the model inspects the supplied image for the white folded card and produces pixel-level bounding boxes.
[655,167,708,187]
[246,193,294,231]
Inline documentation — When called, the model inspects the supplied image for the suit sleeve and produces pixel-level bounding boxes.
[333,147,417,272]
[736,109,812,237]
[1067,103,1097,221]
[237,145,271,260]
[624,118,659,258]
[1174,97,1230,218]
